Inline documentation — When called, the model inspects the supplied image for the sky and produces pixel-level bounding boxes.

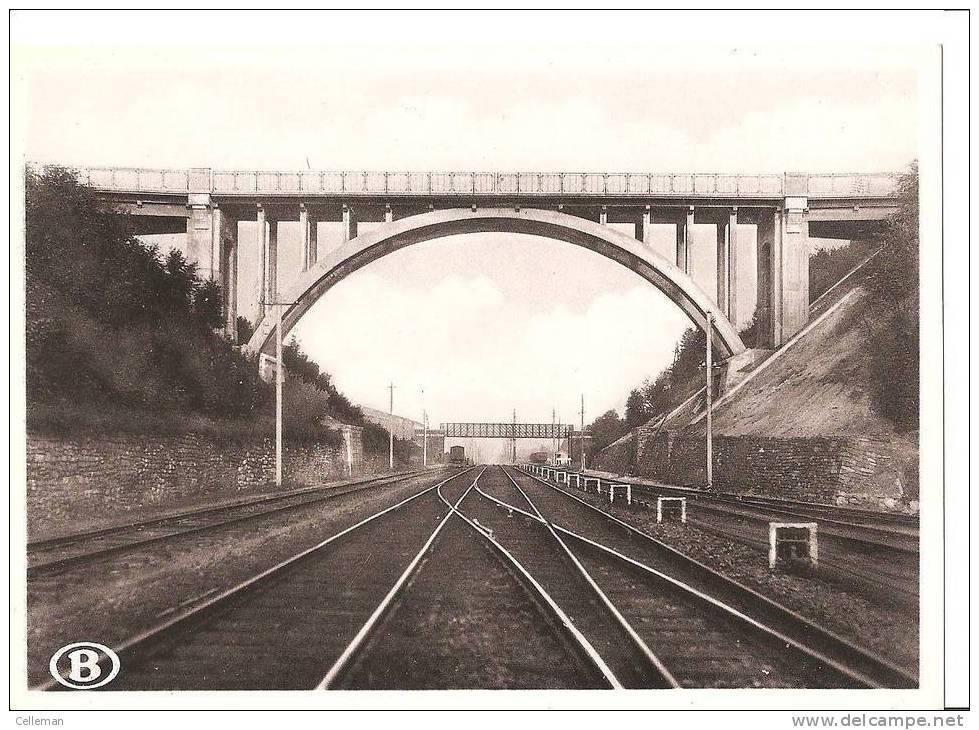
[15,15,922,454]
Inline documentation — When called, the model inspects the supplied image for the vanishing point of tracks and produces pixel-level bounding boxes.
[38,465,916,691]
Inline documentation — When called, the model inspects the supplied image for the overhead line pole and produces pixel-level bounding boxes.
[388,381,396,471]
[276,299,283,487]
[706,313,714,491]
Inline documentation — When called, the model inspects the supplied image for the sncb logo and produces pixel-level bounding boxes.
[48,642,120,689]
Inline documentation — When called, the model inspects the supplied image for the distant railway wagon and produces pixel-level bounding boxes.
[448,445,466,465]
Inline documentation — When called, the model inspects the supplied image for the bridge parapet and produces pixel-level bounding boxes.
[38,164,898,200]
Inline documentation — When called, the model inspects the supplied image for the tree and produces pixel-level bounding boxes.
[863,163,919,430]
[624,389,649,429]
[586,409,626,457]
[25,166,267,420]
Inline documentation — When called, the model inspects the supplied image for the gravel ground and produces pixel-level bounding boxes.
[524,475,919,674]
[25,470,456,687]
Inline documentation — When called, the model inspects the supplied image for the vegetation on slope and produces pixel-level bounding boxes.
[585,163,919,455]
[862,164,919,430]
[25,167,414,456]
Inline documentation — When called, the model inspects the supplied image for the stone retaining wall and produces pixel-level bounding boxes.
[26,432,357,538]
[592,426,917,511]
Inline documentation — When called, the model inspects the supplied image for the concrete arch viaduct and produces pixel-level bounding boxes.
[55,165,900,365]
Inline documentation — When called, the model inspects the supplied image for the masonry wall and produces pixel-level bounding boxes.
[26,432,358,539]
[590,434,636,476]
[593,426,917,511]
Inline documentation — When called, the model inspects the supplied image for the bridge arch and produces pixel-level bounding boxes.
[245,207,746,359]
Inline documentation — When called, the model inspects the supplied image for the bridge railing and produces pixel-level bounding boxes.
[805,173,898,198]
[41,165,899,199]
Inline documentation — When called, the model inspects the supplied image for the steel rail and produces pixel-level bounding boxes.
[479,480,880,688]
[27,470,444,577]
[668,499,918,555]
[684,516,918,608]
[317,467,486,688]
[34,467,477,692]
[439,472,622,689]
[29,469,426,551]
[497,467,679,689]
[515,467,918,689]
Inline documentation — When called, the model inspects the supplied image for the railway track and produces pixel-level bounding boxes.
[581,473,918,538]
[459,468,678,689]
[322,468,621,689]
[682,508,918,609]
[27,468,445,577]
[662,495,919,555]
[37,467,476,691]
[509,466,917,689]
[40,466,634,691]
[478,468,867,688]
[567,476,918,609]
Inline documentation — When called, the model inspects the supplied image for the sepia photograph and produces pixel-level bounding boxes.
[7,8,969,722]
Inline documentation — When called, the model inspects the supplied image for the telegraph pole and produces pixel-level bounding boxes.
[579,393,586,471]
[421,387,427,468]
[705,313,714,491]
[275,298,284,487]
[511,409,517,464]
[388,381,396,471]
[551,408,556,459]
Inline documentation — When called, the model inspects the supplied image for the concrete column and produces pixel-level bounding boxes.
[716,219,729,317]
[256,204,268,318]
[640,205,652,245]
[755,209,776,348]
[385,203,394,223]
[208,205,221,282]
[677,206,693,274]
[268,219,279,307]
[342,204,358,242]
[309,215,318,268]
[300,204,316,272]
[186,193,214,279]
[214,207,238,341]
[780,198,810,341]
[599,205,608,226]
[728,207,739,326]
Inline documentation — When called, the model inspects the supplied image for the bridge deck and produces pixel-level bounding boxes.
[38,165,899,201]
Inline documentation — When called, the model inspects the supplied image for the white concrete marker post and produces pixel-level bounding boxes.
[609,484,632,505]
[657,496,687,523]
[768,522,818,569]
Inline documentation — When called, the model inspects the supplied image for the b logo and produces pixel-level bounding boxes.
[49,642,120,689]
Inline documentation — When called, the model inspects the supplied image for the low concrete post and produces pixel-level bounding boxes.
[768,522,818,569]
[609,484,631,505]
[657,496,687,523]
[583,477,600,493]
